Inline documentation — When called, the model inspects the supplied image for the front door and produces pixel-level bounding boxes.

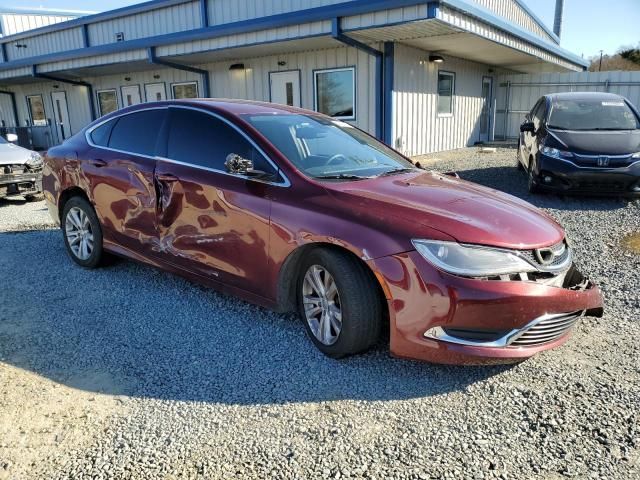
[269,70,301,107]
[121,85,142,107]
[154,107,281,297]
[479,77,493,142]
[51,91,71,143]
[145,83,166,102]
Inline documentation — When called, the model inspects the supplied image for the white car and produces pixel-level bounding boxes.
[0,133,43,201]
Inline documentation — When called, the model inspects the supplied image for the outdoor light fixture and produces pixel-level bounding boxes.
[278,61,287,66]
[429,55,445,63]
[124,76,131,81]
[153,74,160,79]
[15,43,27,49]
[229,63,245,71]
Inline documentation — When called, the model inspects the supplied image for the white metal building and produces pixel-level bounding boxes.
[0,0,587,155]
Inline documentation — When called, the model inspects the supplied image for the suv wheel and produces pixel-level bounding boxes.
[298,249,382,358]
[62,196,104,268]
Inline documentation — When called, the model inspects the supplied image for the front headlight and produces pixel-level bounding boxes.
[632,152,640,159]
[25,151,43,168]
[541,146,573,159]
[412,240,536,277]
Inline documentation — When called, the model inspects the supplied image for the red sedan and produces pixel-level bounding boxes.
[43,100,603,365]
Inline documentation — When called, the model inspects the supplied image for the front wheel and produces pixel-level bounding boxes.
[298,249,382,359]
[61,196,104,268]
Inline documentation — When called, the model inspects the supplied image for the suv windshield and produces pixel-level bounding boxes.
[242,114,415,180]
[547,98,640,131]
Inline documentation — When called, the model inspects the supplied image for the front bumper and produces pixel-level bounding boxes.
[0,168,43,199]
[370,251,604,365]
[536,154,640,196]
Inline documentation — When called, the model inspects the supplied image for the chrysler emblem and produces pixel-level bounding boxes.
[534,243,565,265]
[597,156,610,167]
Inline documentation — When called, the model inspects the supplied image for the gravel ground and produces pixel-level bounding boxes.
[0,147,639,479]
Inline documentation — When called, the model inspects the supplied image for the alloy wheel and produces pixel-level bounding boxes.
[65,207,94,260]
[302,265,342,345]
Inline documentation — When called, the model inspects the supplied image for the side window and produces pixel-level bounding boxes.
[167,108,277,176]
[437,71,455,115]
[532,98,547,126]
[108,109,166,156]
[89,119,116,147]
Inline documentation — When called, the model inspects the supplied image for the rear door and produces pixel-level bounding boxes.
[153,107,284,297]
[85,108,166,256]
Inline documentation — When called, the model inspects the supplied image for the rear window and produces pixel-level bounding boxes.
[108,109,166,156]
[548,98,640,131]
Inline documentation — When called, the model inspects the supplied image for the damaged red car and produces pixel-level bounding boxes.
[43,100,603,365]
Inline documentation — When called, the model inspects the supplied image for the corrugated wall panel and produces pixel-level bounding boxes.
[0,93,15,127]
[469,0,555,43]
[393,43,490,156]
[87,1,200,46]
[495,70,640,138]
[0,13,77,36]
[206,0,351,25]
[341,5,430,30]
[5,26,84,61]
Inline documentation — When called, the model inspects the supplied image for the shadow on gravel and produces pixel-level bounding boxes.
[0,230,509,406]
[451,166,635,212]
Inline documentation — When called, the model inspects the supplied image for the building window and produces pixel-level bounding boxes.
[97,89,119,116]
[314,67,356,120]
[437,71,455,116]
[172,82,199,99]
[26,95,46,126]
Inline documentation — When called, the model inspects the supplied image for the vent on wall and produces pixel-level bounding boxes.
[115,32,125,42]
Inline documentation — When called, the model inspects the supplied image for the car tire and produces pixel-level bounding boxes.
[527,157,540,194]
[25,193,44,202]
[61,196,104,269]
[297,249,382,359]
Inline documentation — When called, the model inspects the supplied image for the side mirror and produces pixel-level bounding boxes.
[520,121,535,133]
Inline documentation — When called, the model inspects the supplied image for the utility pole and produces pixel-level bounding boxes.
[599,50,604,71]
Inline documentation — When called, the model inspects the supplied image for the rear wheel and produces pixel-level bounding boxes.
[298,249,382,358]
[61,196,104,268]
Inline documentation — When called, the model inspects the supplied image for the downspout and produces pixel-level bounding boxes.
[553,0,564,38]
[32,66,96,121]
[147,46,211,98]
[0,90,19,127]
[331,17,384,142]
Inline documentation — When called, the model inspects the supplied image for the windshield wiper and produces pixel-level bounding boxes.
[313,173,372,180]
[378,168,416,177]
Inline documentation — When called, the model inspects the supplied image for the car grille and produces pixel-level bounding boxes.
[519,240,571,270]
[509,311,582,347]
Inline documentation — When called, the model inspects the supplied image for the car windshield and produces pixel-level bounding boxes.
[547,98,640,131]
[0,136,7,144]
[242,114,415,180]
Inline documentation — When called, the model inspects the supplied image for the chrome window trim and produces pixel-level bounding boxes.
[84,104,291,188]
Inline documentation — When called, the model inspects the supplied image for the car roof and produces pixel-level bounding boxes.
[545,91,625,102]
[171,98,312,116]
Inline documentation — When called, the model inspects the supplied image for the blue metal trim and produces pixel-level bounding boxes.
[0,44,6,63]
[427,1,439,18]
[439,0,587,68]
[148,46,210,97]
[511,0,560,44]
[383,42,394,147]
[82,24,90,47]
[32,69,97,120]
[0,7,93,16]
[0,90,19,127]
[331,17,382,140]
[199,0,209,27]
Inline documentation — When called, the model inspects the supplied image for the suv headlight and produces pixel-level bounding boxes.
[25,151,43,168]
[632,152,640,159]
[541,146,573,159]
[412,240,536,277]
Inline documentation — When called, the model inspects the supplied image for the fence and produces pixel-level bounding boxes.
[494,70,640,140]
[0,124,57,151]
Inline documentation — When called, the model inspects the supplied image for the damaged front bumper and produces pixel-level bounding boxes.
[0,164,43,199]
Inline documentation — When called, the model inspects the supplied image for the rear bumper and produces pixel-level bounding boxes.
[370,251,604,365]
[536,154,640,195]
[0,171,43,199]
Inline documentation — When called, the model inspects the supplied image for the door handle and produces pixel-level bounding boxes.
[88,159,107,168]
[156,173,179,182]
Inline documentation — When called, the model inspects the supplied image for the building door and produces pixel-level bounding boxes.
[269,70,301,107]
[121,85,142,107]
[479,77,493,142]
[145,83,166,102]
[51,91,71,142]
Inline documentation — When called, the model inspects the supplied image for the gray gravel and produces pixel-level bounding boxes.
[1,146,639,479]
[0,196,55,232]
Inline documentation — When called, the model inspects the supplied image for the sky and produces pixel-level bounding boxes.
[4,0,640,59]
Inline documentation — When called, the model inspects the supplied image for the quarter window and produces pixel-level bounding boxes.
[437,71,455,115]
[97,90,119,116]
[27,95,47,126]
[314,67,356,120]
[166,108,276,176]
[90,119,117,147]
[172,82,199,99]
[108,109,166,156]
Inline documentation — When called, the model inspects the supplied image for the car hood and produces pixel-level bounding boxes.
[0,143,34,165]
[325,171,565,250]
[548,128,640,155]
